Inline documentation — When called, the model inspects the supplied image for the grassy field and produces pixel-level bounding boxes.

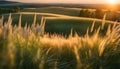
[0,13,120,69]
[22,7,82,16]
[1,12,117,36]
[45,18,112,36]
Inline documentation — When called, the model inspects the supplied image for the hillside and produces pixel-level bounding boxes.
[0,1,19,4]
[0,1,120,10]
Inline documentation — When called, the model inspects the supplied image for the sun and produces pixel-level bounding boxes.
[109,0,116,5]
[107,0,118,11]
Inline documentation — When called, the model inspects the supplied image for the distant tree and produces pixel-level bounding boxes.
[78,9,92,17]
[79,8,118,21]
[83,9,90,17]
[90,11,95,18]
[95,9,105,19]
[11,6,21,12]
[79,9,85,17]
[112,14,118,21]
[0,8,2,14]
[109,12,118,21]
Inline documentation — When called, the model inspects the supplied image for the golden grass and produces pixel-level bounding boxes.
[0,13,120,69]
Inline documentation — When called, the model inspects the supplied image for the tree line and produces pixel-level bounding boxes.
[0,7,119,22]
[0,6,21,14]
[78,9,119,21]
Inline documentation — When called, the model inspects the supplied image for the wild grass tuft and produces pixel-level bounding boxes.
[0,13,120,69]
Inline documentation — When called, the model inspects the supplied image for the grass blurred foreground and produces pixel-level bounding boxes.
[0,14,120,69]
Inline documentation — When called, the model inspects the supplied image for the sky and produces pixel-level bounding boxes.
[4,0,120,4]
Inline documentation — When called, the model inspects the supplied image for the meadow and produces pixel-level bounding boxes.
[22,7,81,16]
[1,11,116,36]
[0,6,120,69]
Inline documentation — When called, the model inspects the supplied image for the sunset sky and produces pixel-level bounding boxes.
[5,0,120,4]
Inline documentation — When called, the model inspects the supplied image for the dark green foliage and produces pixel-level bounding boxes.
[95,9,105,19]
[79,9,94,18]
[0,6,21,14]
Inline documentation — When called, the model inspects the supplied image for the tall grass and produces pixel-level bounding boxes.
[0,13,120,69]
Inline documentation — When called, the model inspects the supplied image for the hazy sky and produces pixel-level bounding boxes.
[6,0,120,4]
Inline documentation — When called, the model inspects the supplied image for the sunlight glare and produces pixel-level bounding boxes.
[109,0,116,5]
[107,0,118,11]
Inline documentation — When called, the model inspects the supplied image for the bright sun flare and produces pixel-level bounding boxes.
[109,0,116,5]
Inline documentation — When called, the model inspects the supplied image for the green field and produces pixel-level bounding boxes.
[22,7,82,16]
[0,12,120,69]
[1,11,116,36]
[0,7,120,69]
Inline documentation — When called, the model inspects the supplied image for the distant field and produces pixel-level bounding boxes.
[0,7,120,69]
[1,12,116,36]
[46,19,112,36]
[1,12,69,26]
[22,7,83,16]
